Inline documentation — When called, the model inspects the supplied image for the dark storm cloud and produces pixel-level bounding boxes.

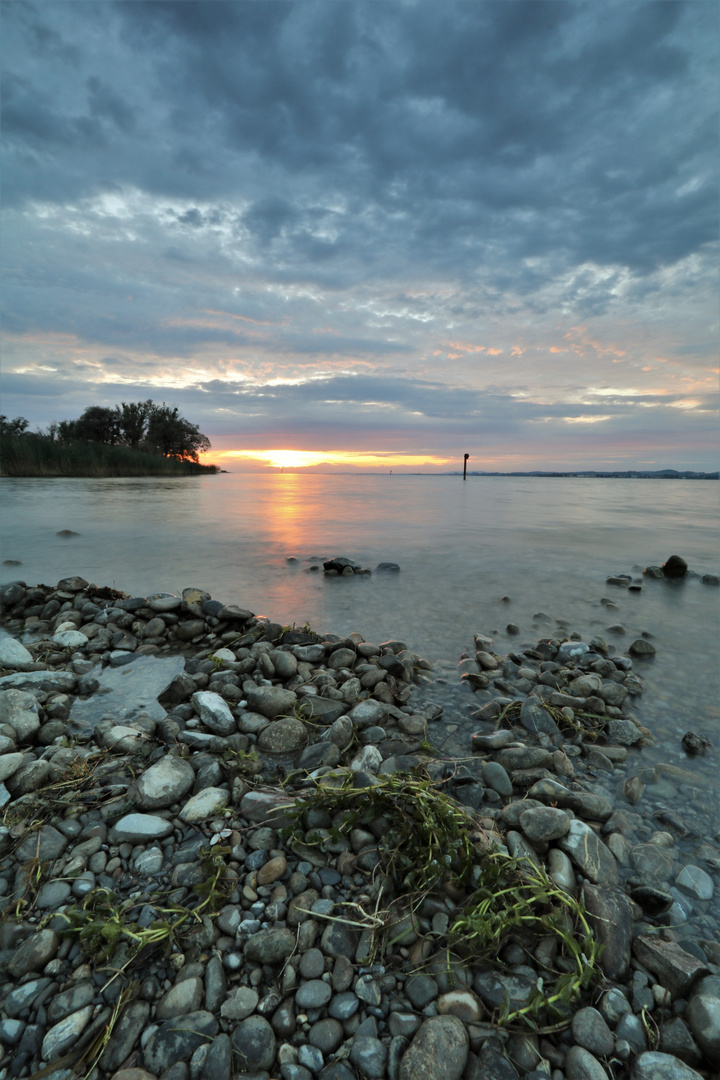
[3,1,716,273]
[1,1,717,468]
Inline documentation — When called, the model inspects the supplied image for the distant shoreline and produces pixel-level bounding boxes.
[448,469,719,479]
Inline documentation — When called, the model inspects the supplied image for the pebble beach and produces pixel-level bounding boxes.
[0,572,718,1080]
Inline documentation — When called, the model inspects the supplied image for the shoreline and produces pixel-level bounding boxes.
[0,577,718,1079]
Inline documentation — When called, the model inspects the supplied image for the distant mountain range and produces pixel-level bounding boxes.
[448,469,719,479]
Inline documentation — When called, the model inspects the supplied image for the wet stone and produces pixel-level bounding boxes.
[258,716,307,752]
[405,974,439,1009]
[295,979,332,1009]
[41,1005,94,1062]
[685,994,720,1065]
[109,813,174,843]
[134,754,195,809]
[398,1014,469,1080]
[631,1051,705,1080]
[559,820,619,885]
[519,806,571,842]
[565,1045,611,1080]
[7,928,60,976]
[481,760,513,796]
[571,1007,615,1057]
[244,927,295,964]
[328,992,360,1020]
[16,824,68,862]
[676,864,714,900]
[348,1019,388,1080]
[230,1015,276,1073]
[143,1011,218,1074]
[100,1001,151,1072]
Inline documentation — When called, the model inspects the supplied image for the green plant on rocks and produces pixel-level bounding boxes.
[53,842,234,970]
[283,771,479,902]
[494,699,608,741]
[449,851,603,1028]
[284,771,603,1030]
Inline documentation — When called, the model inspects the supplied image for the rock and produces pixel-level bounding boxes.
[244,927,296,964]
[0,688,41,742]
[7,929,60,976]
[0,751,29,783]
[99,1002,152,1071]
[436,989,484,1023]
[681,731,711,755]
[57,575,88,591]
[258,716,307,752]
[5,757,51,794]
[41,1005,94,1062]
[230,1015,276,1072]
[245,685,297,718]
[633,936,709,998]
[481,760,513,797]
[176,619,206,640]
[663,555,688,578]
[298,695,346,724]
[582,884,633,980]
[109,814,174,843]
[200,1033,233,1080]
[134,755,195,809]
[676,864,714,900]
[629,639,656,657]
[565,1046,610,1080]
[496,746,554,771]
[399,1015,468,1080]
[685,994,720,1064]
[558,820,619,885]
[660,1017,703,1068]
[143,1011,218,1074]
[239,790,294,826]
[156,977,204,1020]
[0,669,76,693]
[607,718,643,745]
[53,629,89,648]
[519,806,571,842]
[147,593,182,611]
[630,843,674,881]
[179,787,228,823]
[571,1007,614,1057]
[474,971,538,1011]
[632,1051,705,1079]
[0,637,33,670]
[296,980,333,1009]
[192,691,237,735]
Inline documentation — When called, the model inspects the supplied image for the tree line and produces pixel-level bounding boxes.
[1,400,211,463]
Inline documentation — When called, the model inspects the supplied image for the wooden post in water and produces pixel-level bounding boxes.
[463,453,469,480]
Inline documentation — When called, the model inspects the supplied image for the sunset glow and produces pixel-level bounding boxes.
[218,449,454,470]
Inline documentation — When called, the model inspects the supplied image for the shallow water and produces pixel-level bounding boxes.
[2,473,719,832]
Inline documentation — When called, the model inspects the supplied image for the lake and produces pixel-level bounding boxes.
[2,472,719,829]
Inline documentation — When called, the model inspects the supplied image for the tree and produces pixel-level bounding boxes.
[0,415,30,436]
[59,405,122,444]
[145,403,211,462]
[119,399,154,448]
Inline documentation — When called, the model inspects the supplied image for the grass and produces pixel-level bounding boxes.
[282,770,603,1030]
[0,432,219,477]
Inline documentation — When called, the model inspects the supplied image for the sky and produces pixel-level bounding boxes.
[1,1,718,472]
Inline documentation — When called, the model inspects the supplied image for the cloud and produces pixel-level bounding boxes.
[1,1,717,469]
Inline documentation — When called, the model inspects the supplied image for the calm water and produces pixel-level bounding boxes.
[2,474,719,822]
